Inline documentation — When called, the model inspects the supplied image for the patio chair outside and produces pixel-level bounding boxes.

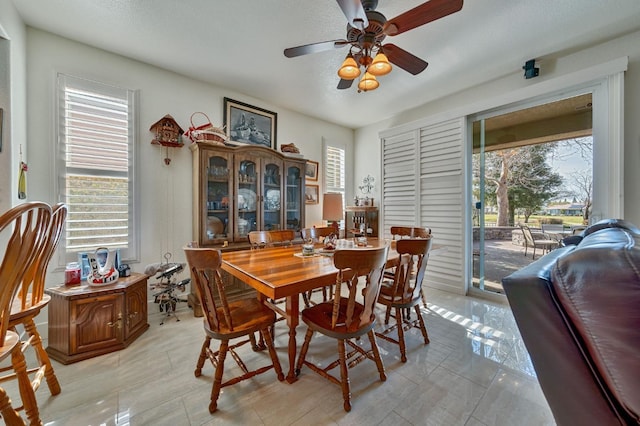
[520,225,558,259]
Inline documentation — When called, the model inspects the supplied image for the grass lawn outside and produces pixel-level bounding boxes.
[482,214,586,227]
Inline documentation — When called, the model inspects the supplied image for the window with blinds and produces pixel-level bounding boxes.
[325,144,346,209]
[325,145,345,193]
[57,74,138,261]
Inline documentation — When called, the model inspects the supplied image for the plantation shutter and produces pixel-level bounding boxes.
[381,117,464,293]
[382,130,418,235]
[57,74,138,261]
[326,145,345,193]
[419,118,464,292]
[325,144,346,227]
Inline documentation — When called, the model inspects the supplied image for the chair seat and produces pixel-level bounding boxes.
[0,331,20,363]
[378,283,417,308]
[302,297,373,339]
[535,239,558,246]
[204,298,277,340]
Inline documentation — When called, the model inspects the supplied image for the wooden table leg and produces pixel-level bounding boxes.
[285,294,300,383]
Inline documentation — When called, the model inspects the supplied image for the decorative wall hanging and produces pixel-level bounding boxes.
[149,114,184,165]
[224,97,277,149]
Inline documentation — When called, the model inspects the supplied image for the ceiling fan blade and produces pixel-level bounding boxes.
[284,40,349,58]
[383,0,463,36]
[383,44,428,75]
[336,0,368,30]
[337,78,355,90]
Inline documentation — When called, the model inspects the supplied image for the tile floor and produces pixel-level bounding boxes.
[7,288,556,425]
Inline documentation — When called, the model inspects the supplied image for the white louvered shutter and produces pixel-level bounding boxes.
[57,74,138,262]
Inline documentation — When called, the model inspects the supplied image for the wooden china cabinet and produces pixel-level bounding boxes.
[188,142,306,316]
[190,143,306,246]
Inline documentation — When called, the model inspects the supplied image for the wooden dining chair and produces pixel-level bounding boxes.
[295,245,389,412]
[376,238,432,362]
[0,201,52,425]
[300,226,335,242]
[390,226,431,239]
[247,230,272,249]
[4,203,67,399]
[267,229,296,246]
[184,247,284,414]
[387,226,431,309]
[299,226,336,306]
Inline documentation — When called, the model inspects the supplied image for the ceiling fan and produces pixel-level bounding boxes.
[283,0,464,92]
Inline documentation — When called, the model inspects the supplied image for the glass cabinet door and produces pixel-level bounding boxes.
[236,157,258,241]
[205,153,231,244]
[285,163,303,232]
[263,160,282,230]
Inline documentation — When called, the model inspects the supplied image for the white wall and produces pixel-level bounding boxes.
[356,29,640,227]
[22,28,353,285]
[0,0,28,212]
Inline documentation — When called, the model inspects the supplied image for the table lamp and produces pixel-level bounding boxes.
[322,193,343,236]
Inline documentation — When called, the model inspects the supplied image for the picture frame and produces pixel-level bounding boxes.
[305,184,319,204]
[224,97,277,149]
[305,160,319,181]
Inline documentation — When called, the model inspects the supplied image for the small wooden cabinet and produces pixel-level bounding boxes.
[345,206,379,238]
[45,273,149,364]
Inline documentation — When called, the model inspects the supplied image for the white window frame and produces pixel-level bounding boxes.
[55,73,140,265]
[323,139,347,227]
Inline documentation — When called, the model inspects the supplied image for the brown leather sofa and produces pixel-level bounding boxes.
[503,219,640,426]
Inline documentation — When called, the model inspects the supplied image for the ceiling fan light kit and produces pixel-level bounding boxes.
[338,53,362,79]
[358,71,379,92]
[284,0,463,93]
[368,52,392,76]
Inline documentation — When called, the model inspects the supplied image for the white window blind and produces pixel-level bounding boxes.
[57,74,138,261]
[325,145,345,193]
[325,144,346,219]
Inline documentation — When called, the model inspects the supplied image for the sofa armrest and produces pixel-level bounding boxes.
[502,247,623,425]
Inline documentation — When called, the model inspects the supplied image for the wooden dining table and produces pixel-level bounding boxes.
[221,238,445,383]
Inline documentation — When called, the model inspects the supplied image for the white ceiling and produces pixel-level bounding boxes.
[12,0,640,129]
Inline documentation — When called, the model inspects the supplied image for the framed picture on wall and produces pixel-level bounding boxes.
[305,160,318,181]
[305,184,319,204]
[224,97,277,149]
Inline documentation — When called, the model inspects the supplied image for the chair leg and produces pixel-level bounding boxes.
[395,307,408,363]
[294,328,314,376]
[195,336,211,377]
[384,305,392,325]
[0,387,25,426]
[24,319,61,395]
[209,340,229,414]
[11,345,40,426]
[420,288,427,309]
[367,330,386,382]
[337,339,352,412]
[261,327,284,381]
[414,304,430,344]
[302,291,311,308]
